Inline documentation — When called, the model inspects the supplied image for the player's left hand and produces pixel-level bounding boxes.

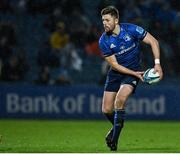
[154,64,163,80]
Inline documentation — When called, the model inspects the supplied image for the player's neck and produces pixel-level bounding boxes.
[112,25,120,36]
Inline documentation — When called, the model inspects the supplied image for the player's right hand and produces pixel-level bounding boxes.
[154,64,163,80]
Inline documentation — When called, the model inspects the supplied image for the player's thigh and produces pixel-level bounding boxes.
[115,84,134,109]
[102,91,117,113]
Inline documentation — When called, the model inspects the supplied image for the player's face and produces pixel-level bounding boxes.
[102,14,118,33]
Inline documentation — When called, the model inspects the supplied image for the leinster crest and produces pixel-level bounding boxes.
[123,34,131,41]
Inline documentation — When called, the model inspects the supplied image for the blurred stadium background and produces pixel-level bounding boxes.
[0,0,180,152]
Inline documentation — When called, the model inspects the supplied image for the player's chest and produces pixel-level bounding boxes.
[109,33,135,53]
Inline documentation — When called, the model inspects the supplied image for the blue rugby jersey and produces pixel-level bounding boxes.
[99,23,147,71]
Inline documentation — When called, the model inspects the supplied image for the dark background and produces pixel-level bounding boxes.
[0,0,179,86]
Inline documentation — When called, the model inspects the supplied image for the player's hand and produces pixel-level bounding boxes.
[134,71,144,82]
[154,64,163,80]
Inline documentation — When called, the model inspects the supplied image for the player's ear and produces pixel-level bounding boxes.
[115,18,119,24]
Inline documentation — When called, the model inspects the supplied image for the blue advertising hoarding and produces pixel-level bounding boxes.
[0,84,180,120]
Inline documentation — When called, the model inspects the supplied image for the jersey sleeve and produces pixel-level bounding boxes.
[99,35,113,57]
[127,24,147,40]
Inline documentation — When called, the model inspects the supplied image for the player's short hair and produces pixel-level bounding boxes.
[101,6,119,20]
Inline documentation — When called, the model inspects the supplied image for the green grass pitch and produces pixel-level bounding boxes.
[0,119,180,153]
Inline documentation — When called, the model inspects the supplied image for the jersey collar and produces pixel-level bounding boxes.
[112,24,120,36]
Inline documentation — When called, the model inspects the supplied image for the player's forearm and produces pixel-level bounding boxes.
[110,62,135,76]
[143,32,161,63]
[151,39,160,60]
[105,55,136,76]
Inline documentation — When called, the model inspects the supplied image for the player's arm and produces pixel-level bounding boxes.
[105,55,144,81]
[142,32,163,80]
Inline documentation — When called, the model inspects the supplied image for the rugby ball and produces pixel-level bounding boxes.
[143,68,160,84]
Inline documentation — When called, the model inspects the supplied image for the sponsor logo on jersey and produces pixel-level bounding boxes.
[120,46,125,50]
[115,43,136,55]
